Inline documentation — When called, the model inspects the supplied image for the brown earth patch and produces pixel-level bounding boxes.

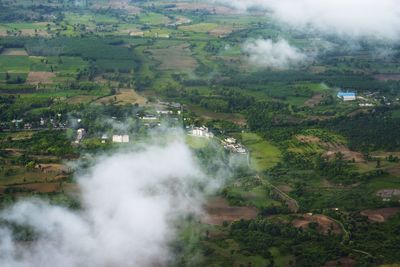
[20,29,50,37]
[292,214,342,234]
[202,197,258,225]
[26,71,55,84]
[276,185,293,193]
[304,93,323,107]
[296,134,364,163]
[360,208,400,222]
[324,144,365,163]
[66,95,98,104]
[296,135,321,143]
[95,89,147,106]
[36,163,70,175]
[324,257,356,267]
[387,166,400,176]
[1,48,28,56]
[0,182,62,194]
[374,74,400,81]
[209,26,234,37]
[347,109,369,117]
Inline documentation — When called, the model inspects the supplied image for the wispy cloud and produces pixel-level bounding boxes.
[0,133,222,267]
[243,38,307,69]
[217,0,400,41]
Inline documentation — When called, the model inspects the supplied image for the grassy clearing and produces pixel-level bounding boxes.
[180,23,219,33]
[242,133,282,172]
[364,175,400,192]
[95,89,147,105]
[148,44,197,71]
[227,185,281,209]
[138,12,170,25]
[187,104,246,125]
[0,55,30,72]
[270,247,295,267]
[186,135,210,149]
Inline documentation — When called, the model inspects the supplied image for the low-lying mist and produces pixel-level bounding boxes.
[0,133,223,267]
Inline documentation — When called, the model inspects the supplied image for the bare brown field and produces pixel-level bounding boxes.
[304,93,323,107]
[148,44,197,71]
[1,48,28,56]
[66,95,98,104]
[360,208,400,222]
[292,214,342,234]
[276,185,293,193]
[13,182,62,193]
[36,163,70,175]
[202,197,258,225]
[374,74,400,81]
[209,26,234,37]
[20,29,50,37]
[387,166,400,176]
[324,143,365,163]
[26,71,55,84]
[295,134,364,162]
[324,257,356,267]
[95,89,147,105]
[296,135,321,143]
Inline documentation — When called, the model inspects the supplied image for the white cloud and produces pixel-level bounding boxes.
[218,0,400,41]
[243,38,307,69]
[0,136,220,267]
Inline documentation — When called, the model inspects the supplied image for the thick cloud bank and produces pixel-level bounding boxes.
[219,0,400,40]
[0,140,210,267]
[243,39,307,69]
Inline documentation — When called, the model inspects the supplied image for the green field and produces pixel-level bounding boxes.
[0,56,30,72]
[242,133,282,172]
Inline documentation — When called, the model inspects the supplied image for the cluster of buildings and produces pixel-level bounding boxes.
[1,114,67,131]
[222,137,247,154]
[376,189,400,202]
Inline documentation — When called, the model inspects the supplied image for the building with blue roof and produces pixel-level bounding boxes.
[337,92,356,101]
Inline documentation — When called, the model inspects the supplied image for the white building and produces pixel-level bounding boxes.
[190,126,214,138]
[112,135,130,143]
[224,137,237,144]
[75,128,86,143]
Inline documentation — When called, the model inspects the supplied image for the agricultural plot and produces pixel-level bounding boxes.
[0,55,30,73]
[95,89,147,105]
[1,48,28,56]
[241,132,282,172]
[148,44,198,71]
[202,197,258,225]
[138,12,171,25]
[26,72,55,84]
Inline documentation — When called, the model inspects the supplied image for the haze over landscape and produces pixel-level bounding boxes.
[0,0,399,266]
